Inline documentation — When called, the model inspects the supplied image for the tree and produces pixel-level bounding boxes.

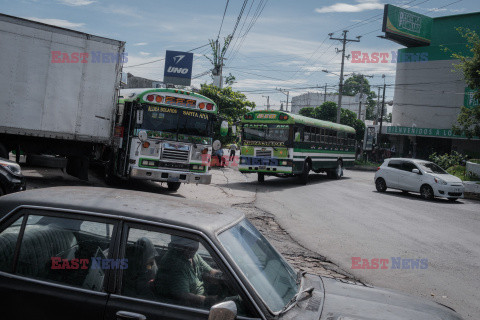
[302,101,365,142]
[198,84,255,144]
[299,107,315,118]
[343,73,377,120]
[450,28,480,138]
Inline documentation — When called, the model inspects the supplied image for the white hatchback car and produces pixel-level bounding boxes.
[374,158,465,201]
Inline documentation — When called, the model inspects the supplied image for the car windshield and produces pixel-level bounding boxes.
[419,162,447,174]
[218,219,298,313]
[242,124,290,143]
[141,105,213,144]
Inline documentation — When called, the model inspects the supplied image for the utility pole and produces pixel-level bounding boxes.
[378,82,387,144]
[276,88,290,112]
[376,86,381,124]
[262,95,270,110]
[329,31,361,123]
[357,93,363,120]
[324,83,327,103]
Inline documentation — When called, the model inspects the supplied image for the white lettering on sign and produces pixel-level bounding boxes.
[167,66,189,74]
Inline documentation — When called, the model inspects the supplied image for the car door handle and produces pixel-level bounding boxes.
[116,311,147,320]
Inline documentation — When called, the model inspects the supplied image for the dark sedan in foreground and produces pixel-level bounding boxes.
[0,187,463,319]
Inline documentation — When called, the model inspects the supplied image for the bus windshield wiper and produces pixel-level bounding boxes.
[279,286,314,315]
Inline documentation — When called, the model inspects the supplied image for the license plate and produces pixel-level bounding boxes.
[259,166,266,169]
[454,188,462,192]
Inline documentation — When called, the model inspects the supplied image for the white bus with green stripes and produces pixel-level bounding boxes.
[238,110,356,184]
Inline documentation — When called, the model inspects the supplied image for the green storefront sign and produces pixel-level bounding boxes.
[387,126,479,140]
[382,4,433,46]
[464,87,480,109]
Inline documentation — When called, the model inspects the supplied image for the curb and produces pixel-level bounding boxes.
[463,181,480,201]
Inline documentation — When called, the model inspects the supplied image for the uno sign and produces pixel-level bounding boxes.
[256,114,276,119]
[164,50,194,86]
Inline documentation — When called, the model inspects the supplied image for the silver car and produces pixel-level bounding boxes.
[375,158,465,201]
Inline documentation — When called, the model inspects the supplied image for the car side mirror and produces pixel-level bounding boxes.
[208,301,237,320]
[412,169,420,174]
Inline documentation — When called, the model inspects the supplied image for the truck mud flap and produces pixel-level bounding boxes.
[66,156,89,181]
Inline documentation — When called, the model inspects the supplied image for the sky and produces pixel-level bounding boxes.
[1,0,477,111]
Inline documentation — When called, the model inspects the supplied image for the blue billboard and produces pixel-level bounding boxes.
[163,50,194,86]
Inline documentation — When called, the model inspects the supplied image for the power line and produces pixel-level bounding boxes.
[217,0,230,40]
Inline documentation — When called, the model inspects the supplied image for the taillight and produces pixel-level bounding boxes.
[377,167,380,171]
[142,141,150,148]
[206,103,213,110]
[155,95,163,103]
[199,103,205,109]
[146,95,154,102]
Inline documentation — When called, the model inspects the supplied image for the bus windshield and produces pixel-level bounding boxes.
[140,105,213,144]
[243,124,290,143]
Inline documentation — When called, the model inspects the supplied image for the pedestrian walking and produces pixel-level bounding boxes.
[229,143,237,162]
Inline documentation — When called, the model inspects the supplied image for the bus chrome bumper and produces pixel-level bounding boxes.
[130,167,212,184]
[238,164,292,174]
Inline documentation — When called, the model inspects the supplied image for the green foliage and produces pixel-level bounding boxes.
[299,101,365,141]
[448,28,480,138]
[354,159,381,167]
[224,73,236,86]
[343,73,377,121]
[299,107,315,118]
[428,151,467,170]
[198,84,255,144]
[447,165,480,181]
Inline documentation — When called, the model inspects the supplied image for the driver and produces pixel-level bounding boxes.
[155,236,222,308]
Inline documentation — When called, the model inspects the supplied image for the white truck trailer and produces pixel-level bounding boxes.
[0,13,125,180]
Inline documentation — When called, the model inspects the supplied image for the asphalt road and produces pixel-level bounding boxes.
[20,163,480,319]
[247,169,480,320]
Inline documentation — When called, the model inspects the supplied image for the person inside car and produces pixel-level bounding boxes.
[155,236,222,308]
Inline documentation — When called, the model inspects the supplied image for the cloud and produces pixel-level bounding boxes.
[315,1,384,13]
[139,52,151,56]
[25,17,85,28]
[58,0,95,6]
[134,42,148,46]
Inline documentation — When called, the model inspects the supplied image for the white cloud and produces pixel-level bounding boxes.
[25,17,85,28]
[134,42,148,46]
[58,0,95,6]
[139,52,151,56]
[315,1,384,13]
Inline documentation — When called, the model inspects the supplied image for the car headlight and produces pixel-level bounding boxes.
[192,148,210,161]
[434,177,447,185]
[0,161,22,175]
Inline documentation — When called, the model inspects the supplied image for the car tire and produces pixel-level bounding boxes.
[299,161,310,185]
[0,187,4,196]
[258,173,265,183]
[420,185,434,200]
[375,178,387,192]
[167,182,181,191]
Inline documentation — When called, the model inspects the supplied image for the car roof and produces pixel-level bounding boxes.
[0,187,244,236]
[384,158,429,163]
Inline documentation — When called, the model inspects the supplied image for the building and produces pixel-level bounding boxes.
[290,92,367,120]
[382,5,480,159]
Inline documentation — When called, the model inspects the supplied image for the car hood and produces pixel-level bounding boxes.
[432,174,463,184]
[319,276,463,320]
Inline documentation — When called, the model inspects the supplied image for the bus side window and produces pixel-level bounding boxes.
[294,126,303,142]
[304,127,310,142]
[315,128,320,143]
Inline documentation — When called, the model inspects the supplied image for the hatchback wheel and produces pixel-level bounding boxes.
[167,182,181,191]
[420,185,434,200]
[375,178,387,192]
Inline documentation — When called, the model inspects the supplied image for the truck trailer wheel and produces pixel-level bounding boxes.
[167,182,181,191]
[0,143,8,159]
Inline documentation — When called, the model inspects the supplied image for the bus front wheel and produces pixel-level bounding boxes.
[258,173,265,183]
[167,182,181,191]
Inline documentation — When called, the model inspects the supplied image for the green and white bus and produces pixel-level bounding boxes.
[108,88,226,191]
[238,110,356,183]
